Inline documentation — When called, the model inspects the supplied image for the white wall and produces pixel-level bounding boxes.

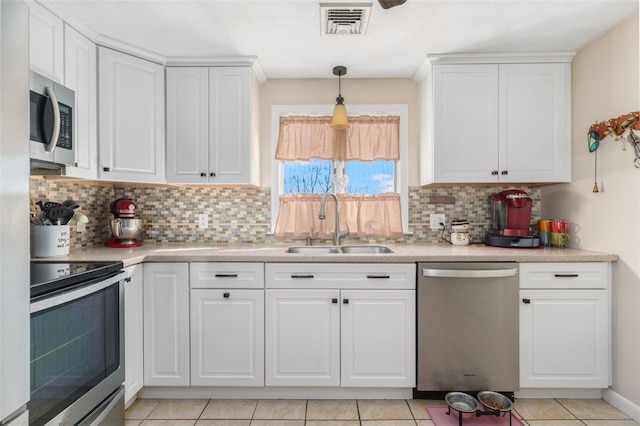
[541,13,640,407]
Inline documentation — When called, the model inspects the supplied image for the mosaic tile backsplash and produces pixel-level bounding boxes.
[30,177,541,250]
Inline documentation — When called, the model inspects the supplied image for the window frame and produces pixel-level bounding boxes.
[271,104,409,235]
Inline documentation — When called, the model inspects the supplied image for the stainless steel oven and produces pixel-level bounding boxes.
[29,262,126,426]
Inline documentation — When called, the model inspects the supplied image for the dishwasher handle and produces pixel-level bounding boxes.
[422,268,518,279]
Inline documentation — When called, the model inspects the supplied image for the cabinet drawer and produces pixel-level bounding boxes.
[191,263,264,288]
[519,263,610,289]
[265,263,415,289]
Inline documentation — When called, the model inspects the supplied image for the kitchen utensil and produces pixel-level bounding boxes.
[58,207,75,225]
[69,212,89,224]
[46,207,67,224]
[30,212,43,226]
[61,199,80,210]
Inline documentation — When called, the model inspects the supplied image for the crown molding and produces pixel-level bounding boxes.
[95,35,167,65]
[165,57,267,84]
[412,58,432,82]
[426,52,576,65]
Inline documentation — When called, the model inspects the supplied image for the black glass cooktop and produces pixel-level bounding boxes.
[30,261,124,298]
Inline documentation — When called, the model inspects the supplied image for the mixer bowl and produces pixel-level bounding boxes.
[110,218,144,239]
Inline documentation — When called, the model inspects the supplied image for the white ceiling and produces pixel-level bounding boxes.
[44,0,638,79]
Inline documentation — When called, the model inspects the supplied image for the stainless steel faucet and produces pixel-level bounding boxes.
[319,192,349,246]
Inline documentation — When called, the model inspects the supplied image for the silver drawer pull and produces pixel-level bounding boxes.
[367,274,390,279]
[291,274,314,279]
[554,274,579,278]
[215,273,238,278]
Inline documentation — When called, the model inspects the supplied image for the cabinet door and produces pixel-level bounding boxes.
[520,289,609,388]
[209,67,253,184]
[341,290,416,387]
[63,24,97,179]
[143,263,189,386]
[98,47,165,182]
[433,64,499,183]
[499,63,570,182]
[191,289,264,386]
[265,289,340,386]
[166,67,210,183]
[29,2,64,83]
[123,264,144,405]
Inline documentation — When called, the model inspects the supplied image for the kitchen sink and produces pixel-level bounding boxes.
[340,246,394,254]
[285,246,393,254]
[286,247,341,254]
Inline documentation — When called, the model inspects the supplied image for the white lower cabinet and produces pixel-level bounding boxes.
[265,289,340,386]
[123,264,144,405]
[143,263,190,386]
[341,289,415,387]
[519,263,611,388]
[190,262,265,386]
[265,263,416,388]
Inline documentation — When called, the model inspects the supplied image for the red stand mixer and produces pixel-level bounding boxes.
[485,190,540,248]
[106,198,143,248]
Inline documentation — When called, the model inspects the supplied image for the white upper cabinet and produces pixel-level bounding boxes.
[98,47,165,183]
[431,64,499,183]
[63,24,98,179]
[166,66,257,184]
[498,63,571,183]
[29,1,64,83]
[421,55,572,185]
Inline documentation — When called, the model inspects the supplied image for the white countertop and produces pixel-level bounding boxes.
[40,242,618,267]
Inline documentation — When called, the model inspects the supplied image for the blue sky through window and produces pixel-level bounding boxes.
[283,159,394,194]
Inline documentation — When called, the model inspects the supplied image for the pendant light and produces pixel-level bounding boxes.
[330,65,348,130]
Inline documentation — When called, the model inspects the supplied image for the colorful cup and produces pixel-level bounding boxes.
[538,219,551,232]
[550,232,570,248]
[539,231,551,247]
[550,220,569,233]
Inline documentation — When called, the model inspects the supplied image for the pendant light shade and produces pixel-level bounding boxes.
[330,66,349,130]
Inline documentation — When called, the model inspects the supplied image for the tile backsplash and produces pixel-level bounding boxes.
[30,177,541,250]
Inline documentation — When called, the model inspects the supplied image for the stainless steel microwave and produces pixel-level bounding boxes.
[29,71,76,169]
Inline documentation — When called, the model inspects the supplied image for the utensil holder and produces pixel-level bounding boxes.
[33,225,70,257]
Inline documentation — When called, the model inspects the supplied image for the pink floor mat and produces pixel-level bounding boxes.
[426,406,523,426]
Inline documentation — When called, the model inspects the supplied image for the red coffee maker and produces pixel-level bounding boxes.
[485,190,540,248]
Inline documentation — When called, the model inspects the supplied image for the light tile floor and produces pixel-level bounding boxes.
[125,398,640,426]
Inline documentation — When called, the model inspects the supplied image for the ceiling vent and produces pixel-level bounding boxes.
[320,3,372,36]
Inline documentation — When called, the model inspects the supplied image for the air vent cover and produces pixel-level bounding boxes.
[320,3,372,36]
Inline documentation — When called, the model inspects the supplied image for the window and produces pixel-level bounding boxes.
[283,159,394,194]
[271,105,409,237]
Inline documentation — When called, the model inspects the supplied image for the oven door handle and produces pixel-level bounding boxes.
[30,272,125,313]
[44,86,61,152]
[421,268,518,278]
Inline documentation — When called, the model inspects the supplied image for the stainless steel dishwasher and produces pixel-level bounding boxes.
[415,262,519,398]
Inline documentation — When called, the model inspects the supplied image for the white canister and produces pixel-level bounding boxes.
[33,225,70,257]
[450,232,470,246]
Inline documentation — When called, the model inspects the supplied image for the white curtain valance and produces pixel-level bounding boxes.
[273,192,403,240]
[275,115,400,161]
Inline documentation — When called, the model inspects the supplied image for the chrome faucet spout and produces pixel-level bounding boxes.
[319,192,349,246]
